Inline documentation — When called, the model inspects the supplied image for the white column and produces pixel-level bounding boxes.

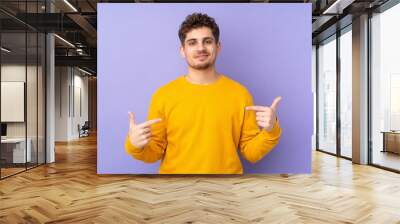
[46,33,55,163]
[46,1,55,163]
[352,14,369,164]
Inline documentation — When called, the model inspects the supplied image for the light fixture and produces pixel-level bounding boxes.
[1,47,11,53]
[76,48,85,55]
[322,0,355,15]
[63,0,78,12]
[54,34,75,48]
[78,67,93,76]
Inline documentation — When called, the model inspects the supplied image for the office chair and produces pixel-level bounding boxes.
[79,121,90,138]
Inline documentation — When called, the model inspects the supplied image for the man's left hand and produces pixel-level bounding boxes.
[245,96,282,132]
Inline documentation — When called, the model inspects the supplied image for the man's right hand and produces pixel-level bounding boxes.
[128,112,162,149]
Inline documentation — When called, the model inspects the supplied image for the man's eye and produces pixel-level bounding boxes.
[205,40,213,44]
[188,42,196,46]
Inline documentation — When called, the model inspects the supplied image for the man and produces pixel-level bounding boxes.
[125,13,282,174]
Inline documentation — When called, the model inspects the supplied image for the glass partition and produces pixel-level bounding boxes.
[0,1,46,179]
[1,31,28,177]
[317,35,337,154]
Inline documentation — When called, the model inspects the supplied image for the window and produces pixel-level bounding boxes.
[317,35,337,154]
[371,2,400,171]
[339,27,352,158]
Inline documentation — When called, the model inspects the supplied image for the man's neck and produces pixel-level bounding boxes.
[186,67,220,85]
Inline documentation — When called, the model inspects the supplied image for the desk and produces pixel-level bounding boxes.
[1,138,32,163]
[381,131,400,154]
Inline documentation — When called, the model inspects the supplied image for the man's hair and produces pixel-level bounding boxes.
[178,13,220,45]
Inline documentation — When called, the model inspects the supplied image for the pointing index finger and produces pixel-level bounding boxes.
[245,105,266,111]
[137,118,162,128]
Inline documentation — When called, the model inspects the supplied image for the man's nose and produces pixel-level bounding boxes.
[196,43,206,51]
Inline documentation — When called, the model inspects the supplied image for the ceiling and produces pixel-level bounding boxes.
[0,0,393,75]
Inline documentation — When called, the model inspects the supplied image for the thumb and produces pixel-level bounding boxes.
[270,96,282,111]
[128,111,136,127]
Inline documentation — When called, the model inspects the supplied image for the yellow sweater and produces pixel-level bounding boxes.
[125,74,281,174]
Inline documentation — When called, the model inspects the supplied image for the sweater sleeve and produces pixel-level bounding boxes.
[239,92,282,164]
[125,90,167,163]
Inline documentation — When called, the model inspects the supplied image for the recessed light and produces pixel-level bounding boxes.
[78,67,93,76]
[1,47,11,53]
[54,34,75,48]
[63,0,78,12]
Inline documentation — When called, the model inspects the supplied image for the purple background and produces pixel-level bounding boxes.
[98,3,312,174]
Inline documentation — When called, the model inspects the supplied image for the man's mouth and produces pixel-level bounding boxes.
[196,54,209,60]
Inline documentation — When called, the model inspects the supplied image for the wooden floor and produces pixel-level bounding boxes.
[373,151,400,171]
[1,135,400,223]
[0,167,26,178]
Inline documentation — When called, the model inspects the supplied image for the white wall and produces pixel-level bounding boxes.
[312,45,316,150]
[1,65,25,132]
[55,67,89,141]
[55,66,69,141]
[1,64,43,137]
[72,73,89,138]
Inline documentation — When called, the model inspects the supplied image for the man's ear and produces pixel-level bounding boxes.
[180,45,186,58]
[217,42,221,54]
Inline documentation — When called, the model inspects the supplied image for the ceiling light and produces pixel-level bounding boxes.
[63,0,78,12]
[78,67,93,76]
[1,47,11,53]
[54,34,75,48]
[322,0,354,14]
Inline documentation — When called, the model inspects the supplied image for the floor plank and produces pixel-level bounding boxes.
[0,134,400,223]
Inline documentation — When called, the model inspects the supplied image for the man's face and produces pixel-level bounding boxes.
[180,27,221,70]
